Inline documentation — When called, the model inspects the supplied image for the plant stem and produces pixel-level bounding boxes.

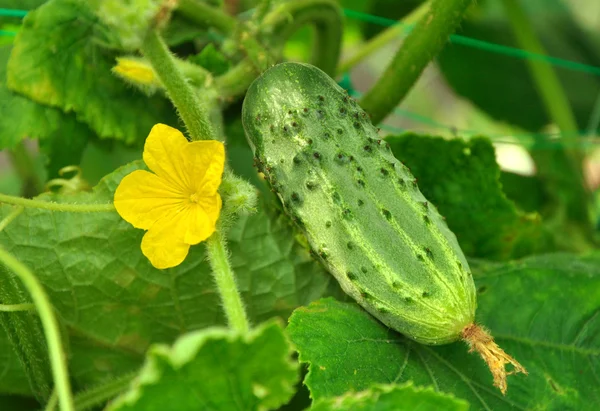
[501,0,578,138]
[502,0,592,230]
[214,59,258,103]
[336,1,431,76]
[0,303,35,312]
[0,246,73,411]
[8,141,44,197]
[73,373,136,410]
[360,0,474,123]
[177,0,236,35]
[262,0,343,77]
[205,229,249,334]
[142,30,215,141]
[45,389,58,411]
[0,193,114,212]
[143,28,249,333]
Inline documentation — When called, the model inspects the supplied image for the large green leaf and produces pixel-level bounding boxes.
[438,0,600,132]
[6,0,178,143]
[107,320,298,411]
[387,134,547,259]
[288,253,600,410]
[0,160,337,389]
[311,382,469,411]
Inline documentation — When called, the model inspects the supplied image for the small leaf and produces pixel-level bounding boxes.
[387,134,547,259]
[107,320,298,411]
[288,253,600,410]
[7,0,178,143]
[311,382,469,411]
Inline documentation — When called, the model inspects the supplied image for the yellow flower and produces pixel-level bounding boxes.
[113,57,160,87]
[114,124,225,269]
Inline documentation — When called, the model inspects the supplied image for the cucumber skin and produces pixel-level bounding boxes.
[242,62,476,344]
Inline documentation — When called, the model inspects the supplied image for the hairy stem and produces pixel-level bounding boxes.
[360,0,474,123]
[73,373,136,410]
[142,30,215,141]
[337,1,431,75]
[262,0,343,76]
[177,0,236,35]
[0,267,51,401]
[205,229,249,334]
[0,193,114,212]
[502,0,592,232]
[0,246,73,411]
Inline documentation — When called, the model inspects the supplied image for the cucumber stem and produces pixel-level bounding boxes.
[461,324,527,395]
[360,0,474,124]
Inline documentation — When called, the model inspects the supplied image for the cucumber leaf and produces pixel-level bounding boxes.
[387,134,547,259]
[311,382,468,410]
[107,320,298,411]
[288,253,600,410]
[0,160,337,389]
[6,0,178,144]
[0,46,92,177]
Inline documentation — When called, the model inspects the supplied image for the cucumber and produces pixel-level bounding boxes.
[242,62,524,391]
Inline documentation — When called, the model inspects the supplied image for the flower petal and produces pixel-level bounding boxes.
[114,170,185,230]
[140,207,193,269]
[141,229,190,269]
[184,140,225,195]
[143,124,191,190]
[184,194,222,244]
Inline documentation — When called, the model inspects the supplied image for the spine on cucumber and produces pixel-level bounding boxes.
[242,62,476,345]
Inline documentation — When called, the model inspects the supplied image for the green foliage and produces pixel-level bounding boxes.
[0,46,92,176]
[288,253,600,410]
[92,0,162,51]
[190,43,230,75]
[387,133,547,259]
[1,0,599,408]
[107,320,298,411]
[6,0,178,143]
[0,161,337,390]
[311,382,469,411]
[438,0,600,132]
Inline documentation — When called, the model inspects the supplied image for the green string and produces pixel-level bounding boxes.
[343,8,600,77]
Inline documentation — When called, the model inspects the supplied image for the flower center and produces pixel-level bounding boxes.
[189,193,200,203]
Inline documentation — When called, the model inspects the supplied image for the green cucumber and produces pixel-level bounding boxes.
[242,62,524,391]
